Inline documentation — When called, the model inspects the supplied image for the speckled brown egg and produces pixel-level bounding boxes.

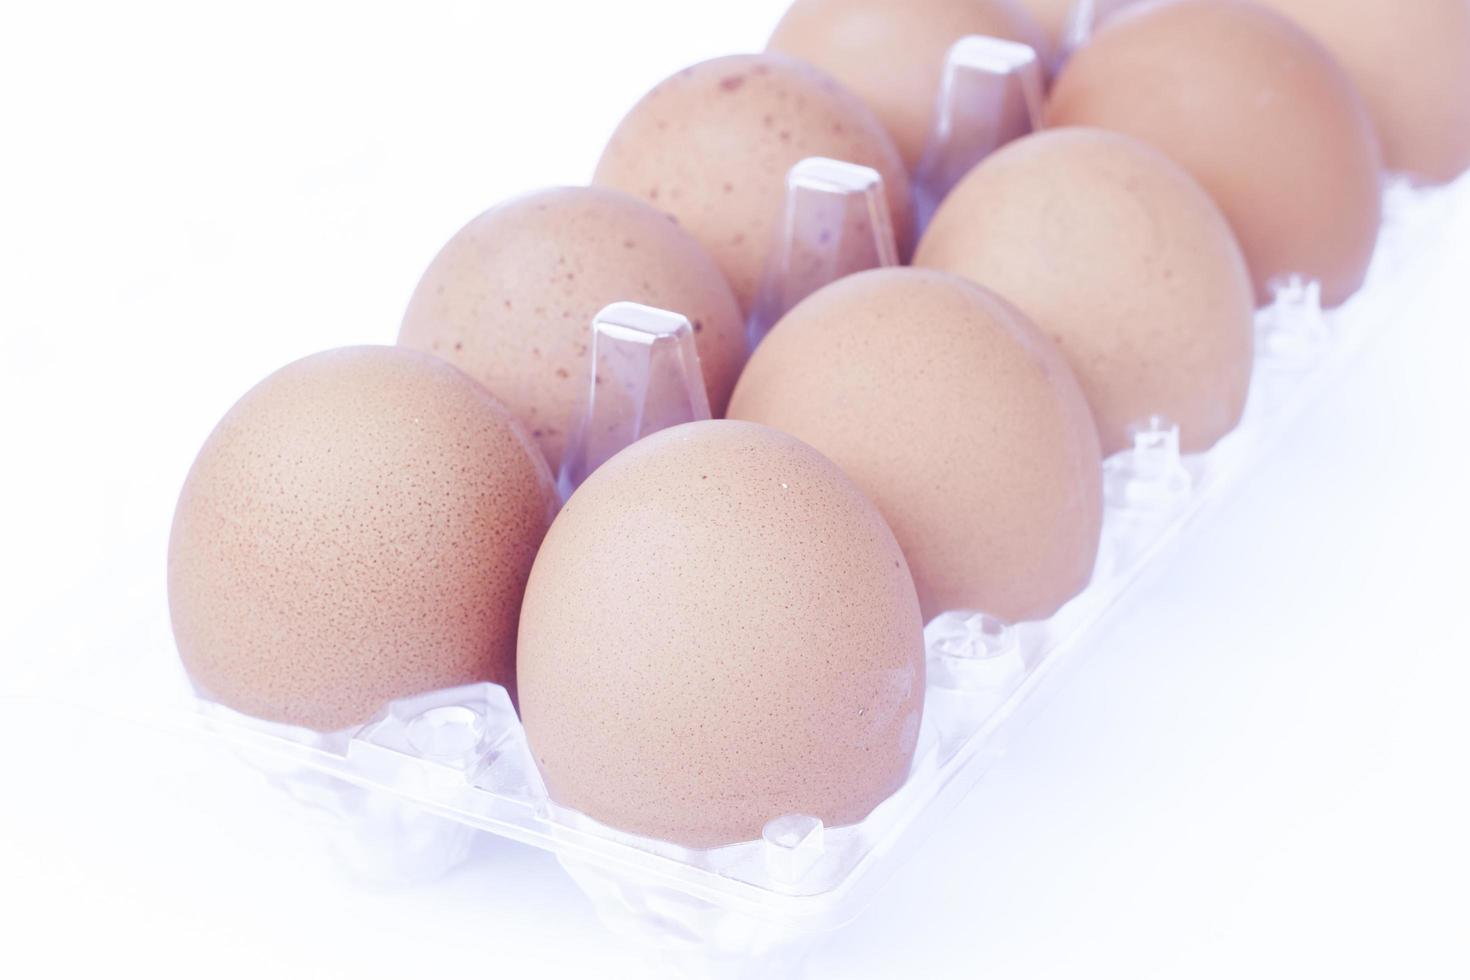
[728,268,1102,623]
[1253,0,1470,184]
[767,0,1051,169]
[592,53,914,314]
[1046,0,1383,307]
[397,186,745,473]
[168,346,557,732]
[517,419,924,848]
[915,128,1254,455]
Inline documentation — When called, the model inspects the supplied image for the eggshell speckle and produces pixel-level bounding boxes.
[1046,0,1383,307]
[168,346,557,732]
[517,419,925,848]
[592,53,914,314]
[1253,0,1470,184]
[728,268,1102,623]
[915,127,1254,454]
[398,186,745,473]
[768,0,1051,169]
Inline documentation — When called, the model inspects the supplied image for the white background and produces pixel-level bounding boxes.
[3,2,1468,977]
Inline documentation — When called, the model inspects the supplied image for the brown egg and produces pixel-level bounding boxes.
[1046,0,1383,307]
[592,53,913,314]
[168,346,557,732]
[728,268,1102,623]
[518,419,924,847]
[915,128,1254,455]
[398,186,745,473]
[767,0,1051,169]
[1252,0,1470,184]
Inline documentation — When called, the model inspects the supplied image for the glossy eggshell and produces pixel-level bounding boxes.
[168,346,557,732]
[517,419,925,848]
[1046,0,1383,307]
[767,0,1051,169]
[915,127,1255,455]
[592,53,913,314]
[398,186,745,473]
[728,268,1103,623]
[1253,0,1470,184]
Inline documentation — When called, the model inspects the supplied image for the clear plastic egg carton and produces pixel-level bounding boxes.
[179,167,1467,977]
[166,23,1470,977]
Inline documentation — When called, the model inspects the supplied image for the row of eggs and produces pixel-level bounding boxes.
[169,0,1470,848]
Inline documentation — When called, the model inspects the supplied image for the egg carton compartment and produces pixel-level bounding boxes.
[173,162,1467,974]
[913,34,1044,230]
[747,155,902,348]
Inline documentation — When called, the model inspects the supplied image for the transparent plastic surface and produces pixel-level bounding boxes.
[1103,416,1193,511]
[746,157,899,351]
[174,176,1465,976]
[1058,0,1142,69]
[556,301,712,499]
[1258,275,1329,365]
[913,35,1044,231]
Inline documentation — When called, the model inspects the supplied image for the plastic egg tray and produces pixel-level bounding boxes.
[174,164,1467,973]
[156,19,1470,976]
